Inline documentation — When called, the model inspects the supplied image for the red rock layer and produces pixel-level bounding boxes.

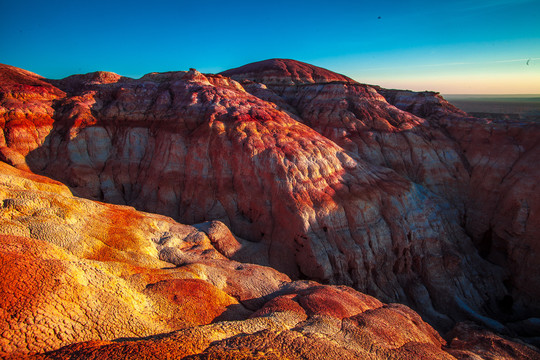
[223,59,540,327]
[0,60,538,339]
[1,156,538,358]
[0,65,63,170]
[379,89,540,320]
[243,80,470,206]
[220,58,356,85]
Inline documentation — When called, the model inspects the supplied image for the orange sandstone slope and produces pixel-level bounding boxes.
[1,161,539,359]
[0,60,538,340]
[0,160,276,355]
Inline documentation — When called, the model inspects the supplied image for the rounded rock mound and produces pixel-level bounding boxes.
[220,58,356,85]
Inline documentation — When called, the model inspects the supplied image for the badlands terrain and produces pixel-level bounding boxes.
[0,59,539,359]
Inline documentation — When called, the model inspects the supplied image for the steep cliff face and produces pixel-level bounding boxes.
[379,88,540,319]
[0,60,538,343]
[223,59,540,323]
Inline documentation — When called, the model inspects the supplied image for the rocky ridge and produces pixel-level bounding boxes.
[0,60,539,358]
[223,60,540,323]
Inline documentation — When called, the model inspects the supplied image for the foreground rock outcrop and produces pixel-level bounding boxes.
[0,161,538,359]
[1,60,539,357]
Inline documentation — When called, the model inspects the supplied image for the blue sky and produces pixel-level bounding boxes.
[2,0,539,93]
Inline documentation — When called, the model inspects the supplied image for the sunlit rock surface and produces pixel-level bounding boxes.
[224,59,540,325]
[1,60,539,358]
[3,161,537,359]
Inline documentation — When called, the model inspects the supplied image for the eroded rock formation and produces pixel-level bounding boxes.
[378,88,540,320]
[0,161,537,359]
[1,60,539,358]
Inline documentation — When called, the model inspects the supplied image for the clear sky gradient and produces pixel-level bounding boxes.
[2,0,539,94]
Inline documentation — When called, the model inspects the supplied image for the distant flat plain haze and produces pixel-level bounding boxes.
[443,94,540,121]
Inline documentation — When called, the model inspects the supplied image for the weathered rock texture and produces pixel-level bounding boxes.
[223,59,540,324]
[1,60,539,357]
[378,88,540,320]
[0,161,258,354]
[3,161,537,359]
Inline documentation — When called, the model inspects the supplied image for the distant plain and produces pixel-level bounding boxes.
[444,94,540,122]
